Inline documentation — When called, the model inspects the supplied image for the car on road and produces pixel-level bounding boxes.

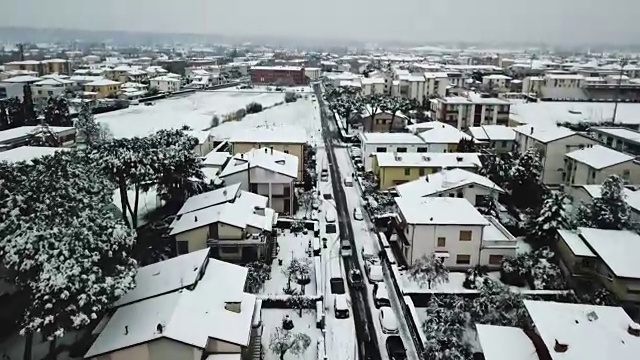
[353,208,363,221]
[378,307,399,334]
[373,282,391,308]
[385,336,407,360]
[341,239,352,257]
[349,269,364,289]
[321,168,329,182]
[334,294,350,319]
[366,264,383,283]
[343,177,353,187]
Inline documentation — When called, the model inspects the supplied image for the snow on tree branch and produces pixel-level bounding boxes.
[408,254,449,289]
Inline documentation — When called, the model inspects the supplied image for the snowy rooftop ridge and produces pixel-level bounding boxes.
[394,168,503,198]
[565,144,634,170]
[219,147,298,179]
[577,227,640,279]
[417,125,473,144]
[467,125,517,141]
[513,124,577,143]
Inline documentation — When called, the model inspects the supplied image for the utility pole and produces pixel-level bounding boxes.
[612,57,628,124]
[17,43,24,61]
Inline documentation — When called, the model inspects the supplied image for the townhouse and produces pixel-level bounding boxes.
[372,152,482,189]
[218,148,298,214]
[394,197,516,269]
[513,124,597,186]
[563,144,640,186]
[591,127,640,156]
[466,125,517,154]
[359,132,427,170]
[429,94,511,129]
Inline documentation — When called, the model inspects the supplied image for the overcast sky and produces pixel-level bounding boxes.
[1,0,639,45]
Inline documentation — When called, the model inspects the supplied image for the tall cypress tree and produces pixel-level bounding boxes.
[0,101,8,130]
[7,97,25,128]
[22,85,37,125]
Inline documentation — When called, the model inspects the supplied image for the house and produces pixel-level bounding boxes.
[0,146,68,163]
[477,300,640,360]
[83,78,121,99]
[372,152,482,190]
[1,75,42,85]
[429,94,511,129]
[170,184,276,261]
[556,228,640,302]
[202,151,232,182]
[186,130,216,157]
[4,59,70,75]
[85,253,260,360]
[567,184,640,223]
[590,127,640,156]
[32,77,75,99]
[356,108,409,133]
[150,75,182,93]
[416,123,474,152]
[394,168,503,205]
[538,73,587,100]
[482,74,512,92]
[563,144,640,186]
[359,132,427,170]
[229,128,307,181]
[360,77,385,95]
[513,125,597,186]
[393,197,516,268]
[0,126,76,151]
[467,125,517,154]
[218,148,298,214]
[250,66,307,85]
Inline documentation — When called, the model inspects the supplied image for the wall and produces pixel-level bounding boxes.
[175,226,209,254]
[377,165,478,190]
[406,223,484,269]
[206,338,243,354]
[93,339,202,360]
[232,142,304,180]
[362,143,425,170]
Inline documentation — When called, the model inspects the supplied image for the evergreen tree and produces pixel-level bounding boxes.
[455,138,477,152]
[525,191,573,244]
[22,84,37,125]
[7,97,25,128]
[29,123,62,147]
[579,175,630,230]
[44,97,72,127]
[407,254,449,289]
[509,149,544,210]
[0,101,8,130]
[74,103,103,146]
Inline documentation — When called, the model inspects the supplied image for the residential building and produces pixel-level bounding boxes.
[150,75,182,93]
[416,123,475,152]
[201,151,232,182]
[229,128,306,181]
[0,82,25,100]
[539,73,586,100]
[1,75,42,85]
[218,148,298,214]
[170,183,276,260]
[429,94,511,129]
[356,109,409,133]
[591,127,640,156]
[186,130,216,157]
[250,66,307,85]
[0,69,38,81]
[0,146,68,163]
[467,125,517,154]
[41,59,71,75]
[482,74,512,92]
[304,67,321,81]
[563,144,640,186]
[393,72,448,104]
[372,152,482,189]
[557,228,640,302]
[521,76,544,95]
[568,185,640,223]
[3,60,40,74]
[513,125,597,186]
[83,78,121,99]
[359,132,427,170]
[393,197,516,268]
[32,77,75,100]
[0,126,76,151]
[477,300,640,360]
[395,168,504,206]
[360,77,385,95]
[85,250,261,360]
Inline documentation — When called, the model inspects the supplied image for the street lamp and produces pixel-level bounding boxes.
[612,57,628,124]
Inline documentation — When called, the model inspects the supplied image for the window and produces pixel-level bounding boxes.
[623,169,631,180]
[220,246,238,254]
[176,241,189,255]
[488,255,503,265]
[459,230,472,241]
[397,147,407,153]
[404,168,411,176]
[456,191,463,198]
[417,147,428,153]
[437,237,446,247]
[456,254,471,265]
[375,147,387,152]
[419,168,425,176]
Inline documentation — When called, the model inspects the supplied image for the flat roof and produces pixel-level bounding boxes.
[579,227,640,279]
[395,197,489,225]
[592,127,640,145]
[565,145,634,169]
[510,101,640,127]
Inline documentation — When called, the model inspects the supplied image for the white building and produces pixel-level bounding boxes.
[304,67,321,81]
[429,94,511,129]
[359,132,427,170]
[467,125,517,153]
[539,73,586,100]
[360,77,385,95]
[482,74,512,92]
[563,144,640,186]
[32,77,75,99]
[150,76,181,93]
[394,197,517,269]
[513,125,597,186]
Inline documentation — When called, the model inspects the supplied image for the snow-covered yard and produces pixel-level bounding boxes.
[97,91,286,138]
[261,309,321,360]
[399,271,530,294]
[263,229,317,296]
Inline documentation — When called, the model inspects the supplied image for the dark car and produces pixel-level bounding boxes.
[349,269,364,289]
[386,336,407,360]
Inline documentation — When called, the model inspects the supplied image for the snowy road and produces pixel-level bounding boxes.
[333,147,421,360]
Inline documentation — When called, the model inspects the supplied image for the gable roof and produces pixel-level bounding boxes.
[578,227,640,279]
[418,125,473,144]
[395,168,503,197]
[565,145,635,169]
[513,125,577,143]
[176,183,241,216]
[468,125,516,141]
[218,148,298,179]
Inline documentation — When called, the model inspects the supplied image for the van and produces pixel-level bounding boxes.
[334,294,350,319]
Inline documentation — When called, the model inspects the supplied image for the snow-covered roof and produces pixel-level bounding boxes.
[2,75,42,83]
[170,192,272,235]
[229,127,307,144]
[185,130,210,145]
[40,73,70,80]
[151,75,181,82]
[33,78,74,86]
[84,78,121,86]
[545,73,584,80]
[418,125,472,144]
[85,259,255,358]
[592,127,640,145]
[565,145,634,169]
[69,75,105,83]
[113,248,211,307]
[395,168,503,197]
[476,324,538,360]
[0,146,68,163]
[556,229,596,257]
[578,227,640,279]
[513,125,577,143]
[467,125,516,141]
[219,148,298,179]
[360,77,385,85]
[395,197,489,225]
[374,152,482,169]
[510,102,640,127]
[360,132,424,145]
[483,74,512,80]
[0,126,75,144]
[523,300,640,360]
[176,183,241,216]
[203,151,231,167]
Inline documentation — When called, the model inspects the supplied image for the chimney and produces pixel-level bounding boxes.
[456,156,463,162]
[270,146,274,154]
[225,301,242,313]
[264,147,268,153]
[194,216,198,222]
[628,323,640,337]
[240,153,244,159]
[156,323,164,334]
[125,326,129,335]
[554,339,568,353]
[530,127,534,135]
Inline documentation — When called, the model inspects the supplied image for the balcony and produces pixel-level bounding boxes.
[481,216,517,249]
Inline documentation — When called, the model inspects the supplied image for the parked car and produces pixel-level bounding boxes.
[378,307,399,334]
[334,294,350,319]
[386,336,407,360]
[344,177,353,187]
[367,264,383,283]
[353,208,363,221]
[325,211,336,223]
[373,282,390,308]
[349,269,364,289]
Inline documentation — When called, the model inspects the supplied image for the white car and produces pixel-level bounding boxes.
[343,177,353,187]
[374,283,391,308]
[334,294,350,319]
[353,208,363,221]
[367,264,383,283]
[378,307,399,334]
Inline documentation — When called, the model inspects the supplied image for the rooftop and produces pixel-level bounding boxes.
[513,124,577,143]
[395,168,503,197]
[395,197,489,226]
[251,65,303,71]
[565,145,634,169]
[592,127,640,145]
[0,126,75,144]
[418,125,472,144]
[374,152,482,169]
[84,78,121,86]
[510,102,640,127]
[483,74,512,80]
[468,125,517,141]
[219,148,298,179]
[476,324,539,360]
[176,183,242,216]
[229,126,307,144]
[203,151,232,167]
[360,132,425,145]
[556,229,596,258]
[578,227,640,279]
[2,75,42,83]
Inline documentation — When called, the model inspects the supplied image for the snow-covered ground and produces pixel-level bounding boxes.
[333,147,420,360]
[263,229,317,296]
[399,271,530,294]
[97,91,286,138]
[210,98,323,146]
[415,307,482,354]
[261,309,322,360]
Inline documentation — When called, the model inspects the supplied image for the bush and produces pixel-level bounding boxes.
[285,92,298,103]
[210,115,221,128]
[235,108,247,119]
[245,102,263,114]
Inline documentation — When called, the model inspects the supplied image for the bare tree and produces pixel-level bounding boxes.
[269,326,312,360]
[407,254,449,289]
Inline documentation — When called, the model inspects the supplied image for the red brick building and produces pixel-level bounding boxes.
[250,66,307,85]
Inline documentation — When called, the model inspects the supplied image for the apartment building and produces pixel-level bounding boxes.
[150,75,181,93]
[360,77,386,95]
[482,74,512,92]
[467,125,517,154]
[394,197,516,269]
[357,109,409,133]
[430,94,511,129]
[393,72,448,104]
[563,144,640,186]
[539,73,586,100]
[250,66,307,85]
[359,132,427,170]
[3,59,71,75]
[591,127,640,156]
[83,78,121,99]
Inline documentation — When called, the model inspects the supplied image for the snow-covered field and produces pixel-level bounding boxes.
[263,229,317,296]
[210,97,323,146]
[97,91,287,138]
[261,309,321,360]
